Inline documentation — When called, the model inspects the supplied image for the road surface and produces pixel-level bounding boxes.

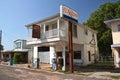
[0,65,110,80]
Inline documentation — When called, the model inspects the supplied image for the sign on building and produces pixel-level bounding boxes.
[60,5,78,23]
[32,24,40,38]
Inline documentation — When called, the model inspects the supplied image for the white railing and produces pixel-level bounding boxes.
[27,29,66,41]
[45,29,59,38]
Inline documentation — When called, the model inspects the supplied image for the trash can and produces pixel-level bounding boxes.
[52,58,57,70]
[9,59,13,66]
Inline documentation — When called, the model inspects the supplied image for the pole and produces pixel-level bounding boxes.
[68,21,73,73]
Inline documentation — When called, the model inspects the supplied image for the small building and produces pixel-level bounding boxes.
[26,5,99,71]
[104,18,120,68]
[1,39,30,63]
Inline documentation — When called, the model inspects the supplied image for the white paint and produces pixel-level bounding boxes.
[33,46,38,64]
[50,46,55,64]
[57,19,60,37]
[39,52,50,64]
[60,5,78,20]
[62,45,66,71]
[60,43,66,71]
[114,49,120,68]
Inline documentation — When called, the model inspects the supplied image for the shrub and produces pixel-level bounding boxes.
[13,53,21,64]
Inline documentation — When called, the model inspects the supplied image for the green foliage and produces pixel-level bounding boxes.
[13,53,21,64]
[84,0,120,56]
[0,44,4,51]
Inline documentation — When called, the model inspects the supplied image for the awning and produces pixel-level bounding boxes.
[111,44,120,48]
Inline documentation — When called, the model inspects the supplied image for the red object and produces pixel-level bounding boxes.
[32,24,40,38]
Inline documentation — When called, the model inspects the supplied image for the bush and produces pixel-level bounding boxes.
[13,53,21,64]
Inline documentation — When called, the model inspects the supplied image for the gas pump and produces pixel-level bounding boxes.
[52,58,57,70]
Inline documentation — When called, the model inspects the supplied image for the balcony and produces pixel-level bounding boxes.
[27,28,67,44]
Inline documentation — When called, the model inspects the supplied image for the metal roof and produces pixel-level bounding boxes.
[104,18,120,24]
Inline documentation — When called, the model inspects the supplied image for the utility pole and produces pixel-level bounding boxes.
[68,21,73,73]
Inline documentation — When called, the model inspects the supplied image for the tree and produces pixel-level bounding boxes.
[83,0,120,56]
[13,53,21,64]
[0,44,4,51]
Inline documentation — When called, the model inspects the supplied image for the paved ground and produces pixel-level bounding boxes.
[0,65,113,80]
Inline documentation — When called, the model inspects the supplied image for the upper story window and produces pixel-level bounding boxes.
[52,23,57,29]
[15,42,21,49]
[118,25,120,31]
[72,24,78,38]
[45,25,49,31]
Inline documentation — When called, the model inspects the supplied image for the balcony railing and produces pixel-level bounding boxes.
[27,29,66,41]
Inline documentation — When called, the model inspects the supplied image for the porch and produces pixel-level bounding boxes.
[26,19,68,45]
[111,44,120,68]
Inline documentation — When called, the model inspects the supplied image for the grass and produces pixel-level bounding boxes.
[80,61,114,69]
[110,75,120,79]
[59,70,72,74]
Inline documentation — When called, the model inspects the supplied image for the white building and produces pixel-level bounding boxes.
[1,39,30,63]
[26,5,98,71]
[104,18,120,68]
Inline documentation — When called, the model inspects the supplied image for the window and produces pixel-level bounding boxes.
[15,42,21,49]
[45,25,49,31]
[85,29,88,35]
[38,46,50,52]
[52,23,57,29]
[118,25,120,31]
[88,51,91,61]
[72,24,78,38]
[74,51,81,59]
[92,33,94,38]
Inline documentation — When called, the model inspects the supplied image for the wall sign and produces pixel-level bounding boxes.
[60,5,78,23]
[32,24,40,38]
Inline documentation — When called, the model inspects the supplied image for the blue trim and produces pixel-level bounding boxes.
[63,14,78,23]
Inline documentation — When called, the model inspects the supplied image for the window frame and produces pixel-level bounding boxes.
[72,24,78,38]
[88,51,91,61]
[15,42,21,49]
[118,24,120,31]
[45,25,49,31]
[74,51,81,59]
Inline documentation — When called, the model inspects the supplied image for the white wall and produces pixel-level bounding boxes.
[33,46,38,64]
[111,21,120,44]
[50,46,55,64]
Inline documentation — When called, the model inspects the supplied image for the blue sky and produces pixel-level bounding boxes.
[0,0,117,50]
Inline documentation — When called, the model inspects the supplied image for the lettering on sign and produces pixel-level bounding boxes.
[60,5,78,22]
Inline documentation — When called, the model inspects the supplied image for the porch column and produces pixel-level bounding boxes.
[33,46,38,64]
[62,43,66,71]
[57,19,60,37]
[43,24,46,33]
[113,48,120,68]
[50,46,55,64]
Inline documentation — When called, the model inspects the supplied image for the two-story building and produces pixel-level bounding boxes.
[1,39,30,63]
[26,5,98,71]
[104,18,120,68]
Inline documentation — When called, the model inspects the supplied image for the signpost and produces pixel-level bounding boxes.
[60,5,78,73]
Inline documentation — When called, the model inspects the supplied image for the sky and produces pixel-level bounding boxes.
[0,0,117,50]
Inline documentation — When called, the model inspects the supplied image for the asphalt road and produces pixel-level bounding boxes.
[0,65,110,80]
